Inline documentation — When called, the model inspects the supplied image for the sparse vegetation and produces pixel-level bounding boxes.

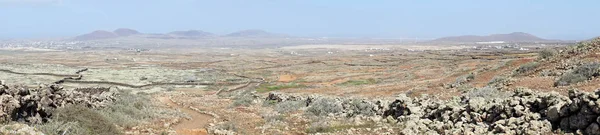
[232,92,256,107]
[306,121,376,133]
[96,92,157,128]
[339,78,378,86]
[50,105,121,135]
[555,63,600,86]
[514,62,539,75]
[256,83,306,93]
[34,91,170,135]
[344,100,376,117]
[274,101,305,113]
[216,121,238,132]
[466,87,511,99]
[306,98,343,116]
[538,49,556,60]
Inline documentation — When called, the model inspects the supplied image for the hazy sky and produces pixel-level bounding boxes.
[1,0,599,40]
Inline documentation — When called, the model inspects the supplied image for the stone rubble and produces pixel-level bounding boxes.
[0,83,116,124]
[266,88,600,134]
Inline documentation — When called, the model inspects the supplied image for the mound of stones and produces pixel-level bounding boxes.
[266,88,600,134]
[0,82,115,124]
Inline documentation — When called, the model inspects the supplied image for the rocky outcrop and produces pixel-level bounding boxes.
[0,84,115,124]
[266,88,600,134]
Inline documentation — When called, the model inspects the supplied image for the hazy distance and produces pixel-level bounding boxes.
[1,0,599,40]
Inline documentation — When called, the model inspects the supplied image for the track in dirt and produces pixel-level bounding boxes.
[158,96,212,135]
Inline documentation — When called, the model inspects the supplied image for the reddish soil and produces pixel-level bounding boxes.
[158,96,212,135]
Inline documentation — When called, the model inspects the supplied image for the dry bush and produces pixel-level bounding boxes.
[555,63,600,86]
[306,98,343,116]
[274,101,304,114]
[97,92,156,128]
[35,121,87,135]
[232,91,256,107]
[38,91,172,135]
[344,100,376,117]
[538,49,556,60]
[51,105,121,135]
[514,62,540,75]
[306,120,331,133]
[466,87,511,99]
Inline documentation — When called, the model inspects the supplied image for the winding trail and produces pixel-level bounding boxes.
[158,96,212,135]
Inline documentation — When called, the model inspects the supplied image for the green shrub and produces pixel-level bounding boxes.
[344,100,376,117]
[306,99,343,116]
[35,121,87,135]
[515,62,540,75]
[339,78,378,86]
[232,94,255,107]
[97,92,155,128]
[51,105,121,135]
[256,83,305,93]
[538,49,556,60]
[555,63,600,86]
[466,87,511,99]
[274,101,305,113]
[306,121,331,133]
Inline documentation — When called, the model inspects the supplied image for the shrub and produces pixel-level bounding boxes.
[35,121,88,135]
[555,63,600,86]
[339,78,378,86]
[96,92,155,128]
[274,101,305,114]
[538,49,556,60]
[306,121,331,133]
[256,83,305,93]
[232,94,255,107]
[306,99,343,116]
[344,100,376,117]
[515,62,539,75]
[466,87,511,99]
[215,121,238,132]
[51,105,121,135]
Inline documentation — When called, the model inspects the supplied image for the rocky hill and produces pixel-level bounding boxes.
[74,30,120,41]
[168,30,214,37]
[74,28,140,40]
[433,32,549,42]
[113,28,140,36]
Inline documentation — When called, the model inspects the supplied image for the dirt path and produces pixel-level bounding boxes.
[158,96,212,135]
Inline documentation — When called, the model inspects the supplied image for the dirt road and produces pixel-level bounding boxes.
[158,96,213,135]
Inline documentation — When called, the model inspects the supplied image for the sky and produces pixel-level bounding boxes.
[0,0,599,40]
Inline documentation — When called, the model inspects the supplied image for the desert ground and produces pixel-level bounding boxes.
[2,39,600,135]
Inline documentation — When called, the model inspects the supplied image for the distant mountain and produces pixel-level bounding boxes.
[168,30,214,37]
[225,29,288,38]
[113,28,140,36]
[433,32,549,42]
[74,30,119,40]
